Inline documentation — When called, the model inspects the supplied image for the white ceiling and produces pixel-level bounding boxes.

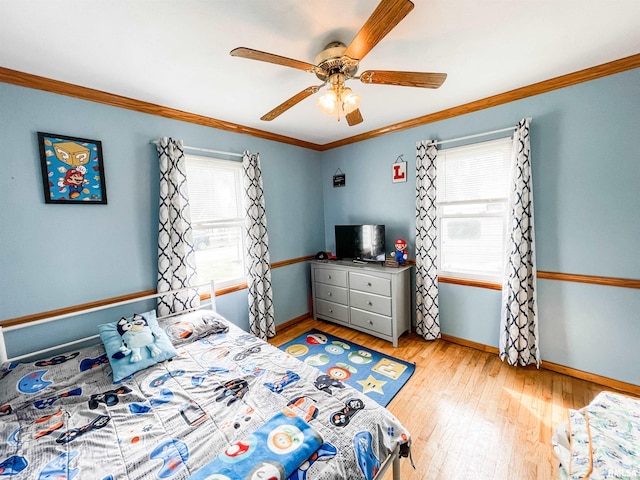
[2,0,640,145]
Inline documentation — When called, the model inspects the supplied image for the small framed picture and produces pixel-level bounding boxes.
[392,160,407,183]
[38,132,107,204]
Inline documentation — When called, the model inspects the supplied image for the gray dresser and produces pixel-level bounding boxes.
[310,260,412,347]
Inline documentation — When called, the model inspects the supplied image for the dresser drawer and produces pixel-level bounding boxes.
[349,272,391,296]
[315,283,348,305]
[315,299,349,323]
[314,268,347,288]
[349,290,392,316]
[350,308,392,336]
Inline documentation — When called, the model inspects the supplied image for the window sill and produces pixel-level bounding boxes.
[438,276,502,291]
[200,282,248,300]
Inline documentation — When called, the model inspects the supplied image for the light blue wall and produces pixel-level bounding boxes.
[537,279,640,381]
[2,68,639,385]
[321,68,640,385]
[0,83,324,358]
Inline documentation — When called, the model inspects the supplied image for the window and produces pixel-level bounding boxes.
[436,137,513,283]
[185,155,246,289]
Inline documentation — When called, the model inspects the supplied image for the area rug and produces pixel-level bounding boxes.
[279,329,415,407]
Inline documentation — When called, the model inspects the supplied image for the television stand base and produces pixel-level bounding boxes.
[352,259,367,264]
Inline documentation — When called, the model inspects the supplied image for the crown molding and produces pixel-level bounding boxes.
[320,53,640,150]
[0,67,323,151]
[2,52,639,151]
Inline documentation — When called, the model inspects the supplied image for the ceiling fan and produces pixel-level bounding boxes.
[230,0,447,126]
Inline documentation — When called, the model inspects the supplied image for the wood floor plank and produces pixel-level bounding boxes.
[269,317,637,480]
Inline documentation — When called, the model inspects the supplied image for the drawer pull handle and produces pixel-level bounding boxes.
[368,320,373,325]
[328,275,332,279]
[367,301,373,306]
[367,282,372,286]
[328,292,332,296]
[329,309,333,313]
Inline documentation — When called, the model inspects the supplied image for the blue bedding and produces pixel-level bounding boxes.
[0,309,411,479]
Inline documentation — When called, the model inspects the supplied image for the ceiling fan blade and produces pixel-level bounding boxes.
[344,0,414,61]
[360,70,447,88]
[230,47,316,72]
[260,86,321,121]
[346,109,364,126]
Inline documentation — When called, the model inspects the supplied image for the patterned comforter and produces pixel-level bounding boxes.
[552,391,640,480]
[0,310,410,479]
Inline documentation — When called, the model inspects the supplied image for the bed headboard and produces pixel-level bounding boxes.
[0,282,216,364]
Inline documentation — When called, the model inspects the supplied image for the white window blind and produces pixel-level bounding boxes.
[436,137,513,282]
[187,156,244,222]
[185,155,246,289]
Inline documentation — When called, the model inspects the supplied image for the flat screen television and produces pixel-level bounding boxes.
[335,224,386,262]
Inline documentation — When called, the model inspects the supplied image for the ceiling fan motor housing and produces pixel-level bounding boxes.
[314,42,359,80]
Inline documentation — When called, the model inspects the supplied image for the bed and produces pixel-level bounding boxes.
[551,390,640,480]
[0,287,411,480]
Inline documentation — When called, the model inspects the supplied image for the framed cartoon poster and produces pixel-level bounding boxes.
[38,132,107,204]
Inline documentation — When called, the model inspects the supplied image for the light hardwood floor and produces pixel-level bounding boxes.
[269,317,627,480]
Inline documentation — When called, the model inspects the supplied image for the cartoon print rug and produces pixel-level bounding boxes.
[279,330,415,407]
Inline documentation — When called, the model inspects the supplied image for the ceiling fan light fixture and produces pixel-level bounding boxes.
[341,87,361,114]
[316,82,361,120]
[316,88,339,116]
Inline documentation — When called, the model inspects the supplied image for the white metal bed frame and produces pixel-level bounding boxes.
[0,282,404,480]
[0,282,216,364]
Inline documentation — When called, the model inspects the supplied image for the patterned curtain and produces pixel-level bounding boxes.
[243,151,276,339]
[415,140,440,340]
[499,118,539,366]
[156,137,200,316]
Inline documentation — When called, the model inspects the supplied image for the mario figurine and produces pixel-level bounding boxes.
[392,238,408,265]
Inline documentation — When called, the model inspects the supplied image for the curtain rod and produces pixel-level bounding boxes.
[434,125,516,147]
[150,140,243,158]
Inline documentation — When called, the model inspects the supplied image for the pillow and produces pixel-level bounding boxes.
[98,310,177,383]
[158,309,229,346]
